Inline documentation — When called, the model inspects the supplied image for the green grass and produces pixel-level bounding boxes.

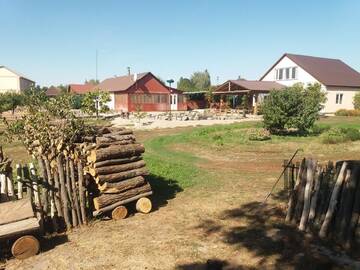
[143,116,360,190]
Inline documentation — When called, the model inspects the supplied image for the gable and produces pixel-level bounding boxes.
[260,55,320,86]
[128,73,171,94]
[0,66,19,77]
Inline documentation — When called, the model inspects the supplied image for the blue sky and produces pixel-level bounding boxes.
[1,0,359,86]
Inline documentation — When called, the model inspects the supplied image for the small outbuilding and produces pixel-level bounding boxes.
[214,80,285,113]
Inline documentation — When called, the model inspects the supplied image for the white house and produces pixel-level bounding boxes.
[260,53,360,114]
[0,66,35,93]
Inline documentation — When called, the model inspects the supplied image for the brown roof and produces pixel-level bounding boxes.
[46,86,62,96]
[230,80,285,91]
[69,83,95,94]
[96,72,149,92]
[261,53,360,87]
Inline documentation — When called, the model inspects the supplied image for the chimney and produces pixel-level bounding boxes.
[127,67,131,76]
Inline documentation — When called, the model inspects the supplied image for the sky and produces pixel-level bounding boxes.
[1,0,360,87]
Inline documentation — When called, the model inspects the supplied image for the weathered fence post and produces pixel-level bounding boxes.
[16,164,23,199]
[283,160,289,190]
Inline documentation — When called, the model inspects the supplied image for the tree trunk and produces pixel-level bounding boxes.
[99,176,145,194]
[37,157,49,214]
[87,144,145,163]
[345,167,360,248]
[340,164,360,242]
[90,160,146,176]
[136,197,152,214]
[77,161,87,224]
[70,159,81,225]
[93,191,153,216]
[285,158,305,223]
[53,170,63,217]
[57,155,71,229]
[65,158,77,227]
[308,166,322,224]
[11,235,40,260]
[94,156,142,169]
[96,167,149,184]
[16,164,23,199]
[299,158,317,231]
[93,183,151,210]
[319,161,348,239]
[96,134,135,145]
[111,206,128,220]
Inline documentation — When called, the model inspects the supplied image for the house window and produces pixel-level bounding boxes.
[130,94,168,104]
[276,67,297,80]
[336,93,343,104]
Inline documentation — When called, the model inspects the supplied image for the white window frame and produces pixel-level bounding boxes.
[276,67,297,81]
[336,93,343,104]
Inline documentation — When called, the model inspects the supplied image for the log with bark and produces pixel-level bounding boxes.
[90,160,146,176]
[93,183,151,210]
[87,144,145,163]
[96,167,149,184]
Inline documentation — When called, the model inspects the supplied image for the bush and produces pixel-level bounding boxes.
[247,128,271,141]
[310,124,331,135]
[354,93,360,110]
[320,127,360,144]
[262,83,326,134]
[335,109,360,116]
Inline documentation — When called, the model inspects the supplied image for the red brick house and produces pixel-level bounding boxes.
[96,72,186,112]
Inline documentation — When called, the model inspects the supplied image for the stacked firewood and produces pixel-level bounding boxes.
[285,158,360,249]
[84,127,153,219]
[0,147,14,202]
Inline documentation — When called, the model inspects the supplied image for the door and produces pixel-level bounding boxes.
[170,94,178,110]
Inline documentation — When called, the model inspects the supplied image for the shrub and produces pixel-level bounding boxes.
[354,93,360,110]
[342,127,360,141]
[335,109,360,116]
[320,127,360,144]
[310,124,331,135]
[320,128,347,144]
[262,83,326,134]
[247,128,271,141]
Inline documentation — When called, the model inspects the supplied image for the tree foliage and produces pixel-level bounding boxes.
[177,70,211,92]
[190,69,211,91]
[177,77,195,92]
[0,92,24,114]
[262,83,326,134]
[84,79,99,85]
[354,92,360,110]
[81,89,111,117]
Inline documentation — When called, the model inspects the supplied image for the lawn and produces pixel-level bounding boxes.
[4,116,360,270]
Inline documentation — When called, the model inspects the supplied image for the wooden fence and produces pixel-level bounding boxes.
[284,158,360,249]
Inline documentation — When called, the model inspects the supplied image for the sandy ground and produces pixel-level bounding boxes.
[111,115,262,130]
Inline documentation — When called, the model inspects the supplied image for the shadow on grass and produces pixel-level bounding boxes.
[176,195,340,270]
[147,173,183,211]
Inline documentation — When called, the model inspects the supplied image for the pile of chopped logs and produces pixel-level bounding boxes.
[84,127,153,219]
[285,158,360,249]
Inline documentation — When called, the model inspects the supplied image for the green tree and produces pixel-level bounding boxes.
[84,79,99,85]
[81,89,111,118]
[190,69,211,91]
[262,83,326,134]
[0,92,24,114]
[354,92,360,110]
[177,77,195,92]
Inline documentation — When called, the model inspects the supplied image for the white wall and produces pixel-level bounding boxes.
[0,67,34,92]
[323,86,360,113]
[106,93,115,111]
[0,67,19,92]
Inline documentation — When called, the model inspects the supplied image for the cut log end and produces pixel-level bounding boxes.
[11,235,40,260]
[111,206,128,220]
[136,197,152,214]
